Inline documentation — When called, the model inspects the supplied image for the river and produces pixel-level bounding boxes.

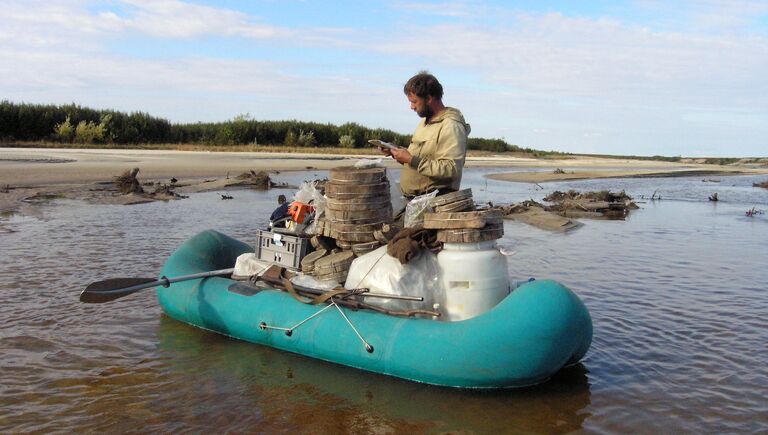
[1,167,767,433]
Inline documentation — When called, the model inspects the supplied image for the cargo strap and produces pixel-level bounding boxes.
[259,294,374,354]
[258,266,375,353]
[280,272,366,305]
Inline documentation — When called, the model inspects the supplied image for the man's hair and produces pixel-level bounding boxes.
[403,71,443,100]
[278,194,286,204]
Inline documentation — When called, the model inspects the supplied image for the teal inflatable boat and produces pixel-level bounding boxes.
[158,230,593,388]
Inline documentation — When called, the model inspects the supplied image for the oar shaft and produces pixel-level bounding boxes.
[86,268,235,296]
[80,269,234,303]
[166,268,235,285]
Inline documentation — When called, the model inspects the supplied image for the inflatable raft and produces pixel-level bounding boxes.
[157,230,593,388]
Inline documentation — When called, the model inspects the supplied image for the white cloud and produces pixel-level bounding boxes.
[1,0,766,156]
[112,0,291,39]
[394,1,479,18]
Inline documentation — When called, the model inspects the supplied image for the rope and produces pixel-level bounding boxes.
[333,301,374,353]
[259,294,374,352]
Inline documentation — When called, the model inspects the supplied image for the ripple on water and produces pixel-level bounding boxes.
[1,170,767,433]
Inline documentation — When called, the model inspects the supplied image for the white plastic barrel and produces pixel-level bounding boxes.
[437,240,510,321]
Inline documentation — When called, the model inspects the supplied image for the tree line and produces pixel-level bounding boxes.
[0,101,527,153]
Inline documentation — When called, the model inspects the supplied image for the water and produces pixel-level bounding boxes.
[1,168,767,433]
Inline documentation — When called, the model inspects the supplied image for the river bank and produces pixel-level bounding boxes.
[2,147,767,219]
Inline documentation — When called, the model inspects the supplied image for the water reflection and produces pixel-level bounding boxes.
[155,316,592,433]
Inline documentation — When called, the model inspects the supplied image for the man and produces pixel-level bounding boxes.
[269,194,290,227]
[382,71,471,198]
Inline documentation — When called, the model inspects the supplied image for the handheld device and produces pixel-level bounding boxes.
[368,139,402,150]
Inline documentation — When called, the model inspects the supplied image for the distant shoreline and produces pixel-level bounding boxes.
[485,168,768,183]
[3,147,766,187]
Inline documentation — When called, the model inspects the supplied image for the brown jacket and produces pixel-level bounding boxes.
[399,107,471,196]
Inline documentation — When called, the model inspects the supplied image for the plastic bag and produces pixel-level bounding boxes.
[404,190,438,228]
[344,246,442,314]
[290,273,340,290]
[232,253,272,279]
[294,180,324,208]
[293,181,326,235]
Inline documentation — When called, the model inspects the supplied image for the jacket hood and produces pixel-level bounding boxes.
[429,107,471,135]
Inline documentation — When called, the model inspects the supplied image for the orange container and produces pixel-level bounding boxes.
[287,201,315,224]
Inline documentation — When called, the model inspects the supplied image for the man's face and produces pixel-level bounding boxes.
[407,92,433,119]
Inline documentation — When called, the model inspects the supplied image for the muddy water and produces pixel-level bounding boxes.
[1,168,767,433]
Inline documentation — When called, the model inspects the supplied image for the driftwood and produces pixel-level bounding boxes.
[495,190,637,231]
[113,168,188,200]
[150,183,188,199]
[235,170,273,189]
[543,190,637,219]
[114,168,144,194]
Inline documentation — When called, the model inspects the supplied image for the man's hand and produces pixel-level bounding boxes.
[390,147,412,165]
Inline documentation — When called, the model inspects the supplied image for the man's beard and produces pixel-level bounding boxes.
[418,105,434,119]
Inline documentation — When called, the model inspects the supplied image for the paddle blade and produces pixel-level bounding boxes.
[80,277,158,303]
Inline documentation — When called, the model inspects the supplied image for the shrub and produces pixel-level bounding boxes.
[284,130,298,147]
[285,129,316,147]
[55,116,75,142]
[338,134,355,148]
[297,130,316,147]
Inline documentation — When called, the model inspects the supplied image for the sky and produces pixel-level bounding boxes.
[1,0,767,157]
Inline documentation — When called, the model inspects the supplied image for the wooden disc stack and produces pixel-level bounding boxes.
[320,167,392,243]
[300,249,328,274]
[311,166,394,281]
[429,189,475,213]
[313,250,356,283]
[424,189,505,242]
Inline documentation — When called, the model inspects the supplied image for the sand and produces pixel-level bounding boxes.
[2,147,767,219]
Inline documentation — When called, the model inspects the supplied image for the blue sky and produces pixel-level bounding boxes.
[2,0,767,157]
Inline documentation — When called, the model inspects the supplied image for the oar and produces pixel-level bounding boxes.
[80,268,234,303]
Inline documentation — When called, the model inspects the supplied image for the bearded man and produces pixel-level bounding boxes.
[382,71,471,198]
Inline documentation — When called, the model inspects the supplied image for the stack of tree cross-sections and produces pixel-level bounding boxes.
[423,189,505,242]
[304,166,394,283]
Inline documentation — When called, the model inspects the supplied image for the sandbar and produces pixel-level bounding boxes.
[2,147,767,219]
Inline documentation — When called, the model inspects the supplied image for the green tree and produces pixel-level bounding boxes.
[55,116,75,142]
